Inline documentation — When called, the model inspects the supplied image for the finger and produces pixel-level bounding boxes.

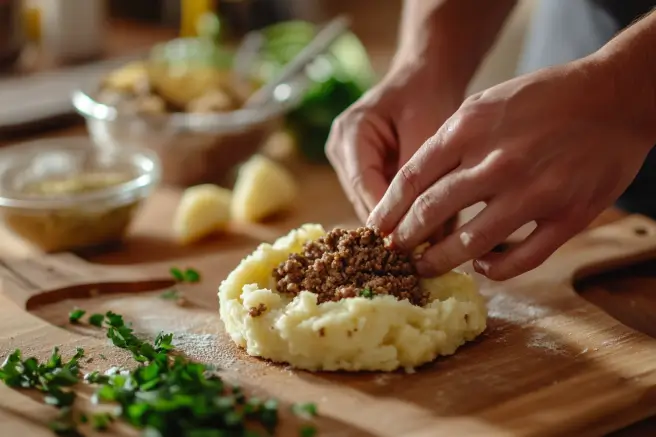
[428,214,459,244]
[345,113,396,212]
[473,218,589,281]
[389,168,492,251]
[328,112,393,220]
[368,118,462,234]
[414,196,535,277]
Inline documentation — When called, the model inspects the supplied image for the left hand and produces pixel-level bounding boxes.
[368,58,656,281]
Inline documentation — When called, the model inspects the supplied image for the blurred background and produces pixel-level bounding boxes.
[0,0,535,186]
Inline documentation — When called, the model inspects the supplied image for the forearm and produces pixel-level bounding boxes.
[591,9,656,139]
[391,0,517,96]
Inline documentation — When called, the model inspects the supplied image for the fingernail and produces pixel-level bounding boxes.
[473,259,490,275]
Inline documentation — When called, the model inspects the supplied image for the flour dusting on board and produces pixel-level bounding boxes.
[527,331,567,355]
[485,293,551,325]
[172,332,237,368]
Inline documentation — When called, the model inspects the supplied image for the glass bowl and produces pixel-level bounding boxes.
[71,63,308,187]
[0,136,160,253]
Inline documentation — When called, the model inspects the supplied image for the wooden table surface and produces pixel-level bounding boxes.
[0,18,655,437]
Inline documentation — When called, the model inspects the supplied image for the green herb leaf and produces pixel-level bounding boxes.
[84,371,110,384]
[359,288,374,299]
[170,267,185,282]
[183,268,201,283]
[154,332,174,352]
[48,407,82,437]
[68,308,86,323]
[292,402,318,418]
[160,289,180,300]
[91,412,114,430]
[88,313,105,327]
[105,311,125,328]
[4,308,319,437]
[299,424,317,437]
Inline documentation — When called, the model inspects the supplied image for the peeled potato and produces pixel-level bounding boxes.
[231,155,298,223]
[103,61,149,94]
[173,184,233,244]
[148,65,233,108]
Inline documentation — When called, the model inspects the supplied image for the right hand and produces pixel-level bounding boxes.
[326,63,462,235]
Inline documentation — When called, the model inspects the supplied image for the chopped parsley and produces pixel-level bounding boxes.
[359,288,374,299]
[300,424,318,437]
[1,309,318,437]
[163,267,201,301]
[68,309,86,323]
[170,266,201,283]
[182,268,201,283]
[90,412,114,431]
[292,402,318,419]
[88,313,104,327]
[169,267,185,282]
[159,289,180,300]
[0,347,85,434]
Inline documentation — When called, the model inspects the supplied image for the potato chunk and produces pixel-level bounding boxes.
[173,184,232,244]
[231,155,298,223]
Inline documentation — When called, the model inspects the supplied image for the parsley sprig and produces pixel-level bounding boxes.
[359,288,374,299]
[161,267,201,301]
[0,308,319,437]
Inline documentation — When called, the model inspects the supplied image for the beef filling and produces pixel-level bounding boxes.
[272,227,427,306]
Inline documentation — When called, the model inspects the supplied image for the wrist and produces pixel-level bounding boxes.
[587,14,656,144]
[383,57,465,113]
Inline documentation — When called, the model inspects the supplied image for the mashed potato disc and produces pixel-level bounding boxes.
[218,224,487,372]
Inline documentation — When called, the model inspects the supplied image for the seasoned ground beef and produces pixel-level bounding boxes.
[272,227,427,306]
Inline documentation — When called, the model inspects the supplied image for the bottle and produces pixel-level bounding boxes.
[35,0,106,63]
[180,0,216,37]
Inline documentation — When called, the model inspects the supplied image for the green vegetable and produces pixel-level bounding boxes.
[84,371,110,385]
[49,407,83,437]
[170,266,201,283]
[88,313,104,327]
[169,267,185,282]
[68,308,86,323]
[160,289,181,300]
[359,288,374,299]
[299,425,317,437]
[183,268,201,283]
[1,308,318,437]
[0,347,84,434]
[292,402,318,419]
[91,412,114,430]
[252,20,375,163]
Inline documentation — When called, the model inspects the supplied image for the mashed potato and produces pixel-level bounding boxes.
[218,224,487,372]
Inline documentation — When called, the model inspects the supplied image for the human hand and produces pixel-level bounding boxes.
[369,58,656,281]
[326,64,461,236]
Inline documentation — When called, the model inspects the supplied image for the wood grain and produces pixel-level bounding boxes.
[1,14,655,437]
[1,172,656,436]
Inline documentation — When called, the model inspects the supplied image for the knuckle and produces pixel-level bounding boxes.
[413,192,435,227]
[491,150,524,174]
[462,92,485,108]
[398,162,422,199]
[326,107,370,163]
[459,227,495,254]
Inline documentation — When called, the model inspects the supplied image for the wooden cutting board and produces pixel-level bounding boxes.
[1,165,656,437]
